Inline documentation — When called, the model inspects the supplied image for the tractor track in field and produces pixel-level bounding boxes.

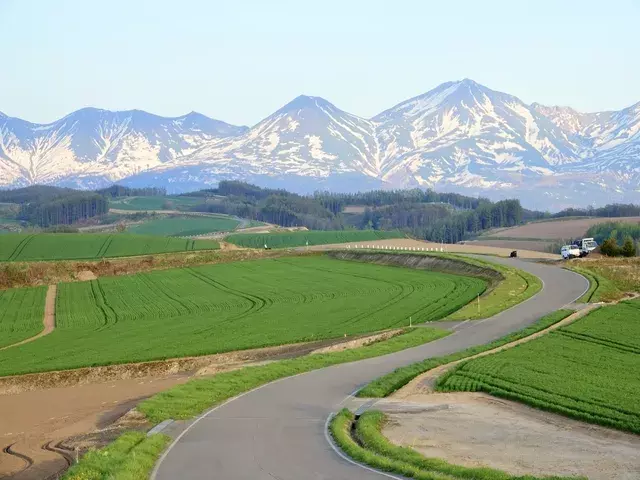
[0,285,57,352]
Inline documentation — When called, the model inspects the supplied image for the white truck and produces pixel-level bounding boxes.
[561,245,581,260]
[574,237,598,257]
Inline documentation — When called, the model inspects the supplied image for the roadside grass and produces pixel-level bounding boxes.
[566,257,639,302]
[62,431,170,480]
[445,255,542,321]
[138,327,449,423]
[437,300,640,434]
[356,309,572,398]
[565,265,620,302]
[330,409,583,480]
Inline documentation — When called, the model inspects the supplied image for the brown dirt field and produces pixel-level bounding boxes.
[464,239,553,253]
[0,375,188,479]
[379,393,640,480]
[485,216,640,240]
[308,238,556,259]
[0,285,56,353]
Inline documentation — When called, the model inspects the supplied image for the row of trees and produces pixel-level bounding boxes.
[19,194,109,227]
[97,185,166,198]
[600,237,637,257]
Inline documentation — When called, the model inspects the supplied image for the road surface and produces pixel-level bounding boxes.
[154,257,588,480]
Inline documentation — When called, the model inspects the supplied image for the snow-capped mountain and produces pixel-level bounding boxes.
[1,80,639,208]
[0,108,247,188]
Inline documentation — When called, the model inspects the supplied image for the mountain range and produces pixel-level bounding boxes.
[1,79,639,209]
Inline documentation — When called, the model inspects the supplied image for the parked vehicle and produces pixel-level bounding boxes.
[561,245,581,260]
[574,237,598,257]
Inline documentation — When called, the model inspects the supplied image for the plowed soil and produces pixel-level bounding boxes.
[485,217,640,240]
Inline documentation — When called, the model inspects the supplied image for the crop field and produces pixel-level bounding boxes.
[226,230,405,248]
[127,215,239,237]
[109,195,202,211]
[438,299,640,433]
[0,286,47,348]
[483,217,640,241]
[0,256,484,376]
[0,234,219,262]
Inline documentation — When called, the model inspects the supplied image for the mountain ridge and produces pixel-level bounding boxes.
[1,79,638,209]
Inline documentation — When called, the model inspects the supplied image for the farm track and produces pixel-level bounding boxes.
[7,235,34,261]
[154,257,589,480]
[0,285,57,352]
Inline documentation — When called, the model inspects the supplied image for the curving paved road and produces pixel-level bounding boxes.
[154,257,588,480]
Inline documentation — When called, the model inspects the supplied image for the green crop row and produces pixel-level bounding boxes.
[438,300,640,434]
[0,256,484,376]
[0,233,219,262]
[0,286,47,348]
[225,230,404,248]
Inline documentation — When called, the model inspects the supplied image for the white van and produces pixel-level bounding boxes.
[561,245,580,260]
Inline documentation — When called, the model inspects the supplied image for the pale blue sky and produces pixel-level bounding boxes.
[2,0,638,126]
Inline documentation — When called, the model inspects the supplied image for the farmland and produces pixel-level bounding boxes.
[483,217,640,241]
[226,230,405,248]
[127,215,239,236]
[0,233,219,261]
[108,195,202,211]
[438,299,640,433]
[0,286,47,348]
[0,256,485,376]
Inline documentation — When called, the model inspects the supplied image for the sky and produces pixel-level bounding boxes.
[1,0,638,126]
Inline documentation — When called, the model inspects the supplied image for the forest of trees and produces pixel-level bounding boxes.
[1,181,638,240]
[193,181,523,242]
[18,193,108,227]
[0,186,108,227]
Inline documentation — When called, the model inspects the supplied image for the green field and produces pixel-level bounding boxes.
[226,230,405,248]
[127,215,239,237]
[0,256,484,376]
[109,195,202,211]
[0,286,47,348]
[438,300,640,433]
[0,233,219,262]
